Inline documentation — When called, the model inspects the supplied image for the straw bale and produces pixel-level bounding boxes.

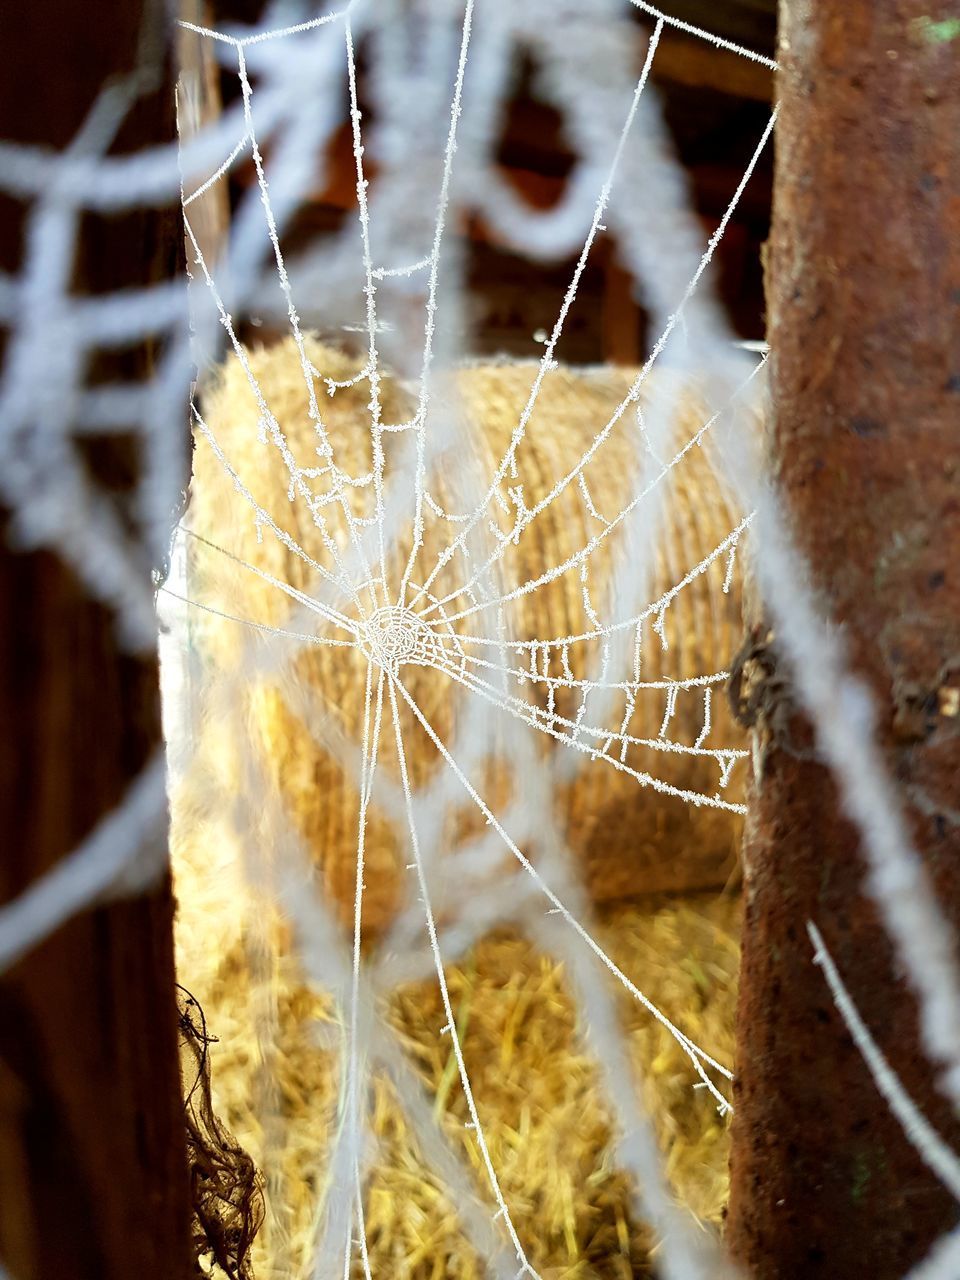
[172,819,740,1278]
[187,338,747,933]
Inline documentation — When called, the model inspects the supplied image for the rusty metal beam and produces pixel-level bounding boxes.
[727,3,960,1276]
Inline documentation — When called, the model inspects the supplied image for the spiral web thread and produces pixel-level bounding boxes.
[3,3,960,1278]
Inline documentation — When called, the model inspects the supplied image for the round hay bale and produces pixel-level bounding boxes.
[187,337,747,932]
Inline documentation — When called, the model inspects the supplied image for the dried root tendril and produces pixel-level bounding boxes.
[178,985,264,1280]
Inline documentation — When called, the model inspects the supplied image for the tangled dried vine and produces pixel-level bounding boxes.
[178,985,265,1279]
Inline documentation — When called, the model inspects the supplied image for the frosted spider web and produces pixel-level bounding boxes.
[4,2,960,1279]
[170,6,766,1274]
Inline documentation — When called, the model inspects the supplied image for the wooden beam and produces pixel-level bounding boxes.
[654,29,773,102]
[603,253,643,366]
[0,3,193,1277]
[178,1,232,270]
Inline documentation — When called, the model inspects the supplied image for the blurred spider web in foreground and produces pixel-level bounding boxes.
[9,2,960,1278]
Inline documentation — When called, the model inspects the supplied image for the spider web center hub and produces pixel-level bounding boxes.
[362,606,435,672]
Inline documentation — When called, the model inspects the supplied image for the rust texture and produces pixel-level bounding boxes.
[0,2,193,1277]
[726,2,960,1276]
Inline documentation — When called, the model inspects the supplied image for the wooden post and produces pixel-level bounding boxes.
[177,0,232,270]
[602,251,644,367]
[0,2,193,1277]
[727,3,960,1276]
